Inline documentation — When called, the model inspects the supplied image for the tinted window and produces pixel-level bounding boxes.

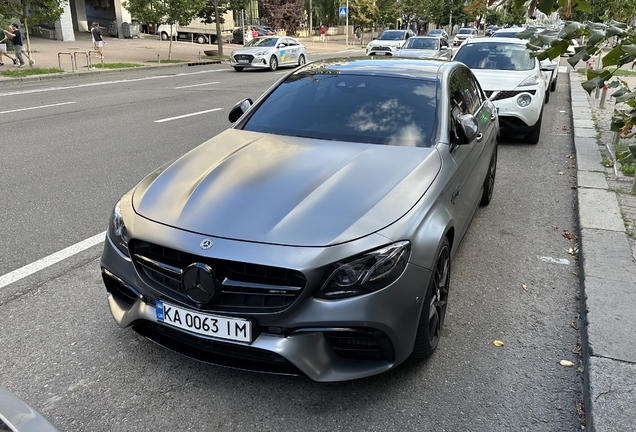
[404,38,439,50]
[242,73,438,147]
[377,31,406,40]
[244,37,279,47]
[458,29,473,34]
[454,42,536,71]
[492,32,521,38]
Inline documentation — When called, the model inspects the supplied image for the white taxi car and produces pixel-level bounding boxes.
[230,36,308,71]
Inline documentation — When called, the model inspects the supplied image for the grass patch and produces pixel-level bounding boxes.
[615,142,636,177]
[89,62,143,69]
[601,152,614,167]
[0,67,63,77]
[577,68,636,77]
[145,59,187,63]
[621,211,636,237]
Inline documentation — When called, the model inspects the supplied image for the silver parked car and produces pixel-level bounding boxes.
[230,36,308,71]
[101,58,499,382]
[395,36,452,60]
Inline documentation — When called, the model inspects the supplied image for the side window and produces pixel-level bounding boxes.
[449,72,472,142]
[454,69,479,114]
[461,69,484,110]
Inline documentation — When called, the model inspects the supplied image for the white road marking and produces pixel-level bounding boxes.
[538,256,571,265]
[0,232,106,290]
[0,70,225,97]
[275,71,288,75]
[154,107,223,123]
[558,66,568,74]
[0,101,76,114]
[174,81,220,89]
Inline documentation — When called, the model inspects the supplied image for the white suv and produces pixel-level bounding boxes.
[453,28,477,46]
[453,38,550,143]
[366,29,416,56]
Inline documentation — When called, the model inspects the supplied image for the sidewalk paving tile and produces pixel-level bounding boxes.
[584,276,636,363]
[587,356,636,432]
[578,189,626,231]
[575,128,598,139]
[580,228,636,283]
[573,119,596,129]
[576,147,604,172]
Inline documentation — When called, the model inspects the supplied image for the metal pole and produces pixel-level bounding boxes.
[309,0,312,38]
[599,86,608,109]
[241,10,245,46]
[594,52,603,98]
[346,0,349,46]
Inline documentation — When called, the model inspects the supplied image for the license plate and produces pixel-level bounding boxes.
[156,300,251,343]
[238,59,249,64]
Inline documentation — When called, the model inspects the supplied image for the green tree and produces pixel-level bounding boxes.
[199,0,228,55]
[350,0,378,42]
[0,0,65,68]
[123,0,207,59]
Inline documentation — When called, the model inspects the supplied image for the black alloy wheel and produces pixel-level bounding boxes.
[480,144,497,206]
[412,238,451,359]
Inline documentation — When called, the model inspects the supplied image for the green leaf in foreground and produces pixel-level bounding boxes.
[0,67,64,77]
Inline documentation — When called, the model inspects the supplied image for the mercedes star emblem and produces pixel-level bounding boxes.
[181,263,218,305]
[200,239,213,250]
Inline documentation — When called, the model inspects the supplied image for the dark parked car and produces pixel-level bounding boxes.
[101,58,499,382]
[232,26,275,44]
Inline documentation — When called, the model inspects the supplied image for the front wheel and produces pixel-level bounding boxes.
[412,238,451,360]
[297,54,306,67]
[161,32,169,41]
[523,113,542,144]
[269,55,278,71]
[550,77,557,92]
[196,35,206,44]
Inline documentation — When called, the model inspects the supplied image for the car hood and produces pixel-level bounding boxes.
[233,47,274,55]
[395,49,441,58]
[367,39,404,48]
[455,34,472,38]
[470,69,538,91]
[133,129,441,247]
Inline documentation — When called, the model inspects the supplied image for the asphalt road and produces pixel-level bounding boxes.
[0,57,583,431]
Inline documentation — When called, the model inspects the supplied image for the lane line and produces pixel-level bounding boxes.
[0,232,106,290]
[175,81,220,89]
[154,107,223,123]
[0,101,76,114]
[0,70,226,98]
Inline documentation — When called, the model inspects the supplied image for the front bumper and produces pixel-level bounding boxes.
[488,88,543,133]
[101,218,431,382]
[230,55,271,69]
[366,46,397,56]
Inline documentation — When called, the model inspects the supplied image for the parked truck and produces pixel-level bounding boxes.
[157,19,233,44]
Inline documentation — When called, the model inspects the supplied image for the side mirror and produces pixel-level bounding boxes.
[372,37,376,40]
[277,44,285,48]
[456,114,479,144]
[541,62,557,71]
[441,46,448,50]
[228,98,252,123]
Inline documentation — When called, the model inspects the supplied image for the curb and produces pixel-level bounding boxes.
[0,59,222,84]
[571,70,636,431]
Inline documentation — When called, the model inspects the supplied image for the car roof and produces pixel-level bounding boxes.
[295,58,453,80]
[409,36,440,40]
[463,37,527,45]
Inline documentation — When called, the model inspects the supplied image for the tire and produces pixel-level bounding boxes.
[412,238,451,360]
[550,77,557,92]
[161,32,169,41]
[298,54,306,67]
[269,55,278,71]
[544,88,550,104]
[480,144,497,206]
[196,35,206,44]
[523,112,542,144]
[233,66,244,72]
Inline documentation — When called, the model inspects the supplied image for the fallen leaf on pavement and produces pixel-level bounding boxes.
[562,126,569,130]
[573,343,582,355]
[578,365,585,373]
[70,342,77,346]
[493,340,504,347]
[556,405,562,410]
[522,283,528,291]
[570,322,579,330]
[558,171,565,175]
[562,230,579,242]
[560,360,575,367]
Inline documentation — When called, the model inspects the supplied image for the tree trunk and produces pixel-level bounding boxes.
[21,5,33,68]
[214,0,223,56]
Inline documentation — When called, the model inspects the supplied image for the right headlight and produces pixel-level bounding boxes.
[517,94,533,107]
[108,200,129,257]
[316,241,411,299]
[519,73,541,87]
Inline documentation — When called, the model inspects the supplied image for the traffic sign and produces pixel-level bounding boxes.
[339,7,347,17]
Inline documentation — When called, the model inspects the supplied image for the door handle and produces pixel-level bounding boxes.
[476,133,483,141]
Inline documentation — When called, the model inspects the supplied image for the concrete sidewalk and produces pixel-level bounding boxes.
[570,70,636,431]
[0,31,361,82]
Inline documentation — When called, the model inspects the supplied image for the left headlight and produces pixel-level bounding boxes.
[519,73,541,87]
[108,200,129,257]
[316,241,411,299]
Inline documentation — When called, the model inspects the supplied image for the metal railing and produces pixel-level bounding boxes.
[57,52,74,72]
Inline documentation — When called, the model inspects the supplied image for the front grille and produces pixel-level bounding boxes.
[487,89,536,101]
[233,54,254,62]
[372,46,391,51]
[324,329,395,362]
[130,240,306,313]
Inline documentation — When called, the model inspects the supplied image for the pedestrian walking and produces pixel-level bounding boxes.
[2,24,33,67]
[251,27,258,40]
[245,26,253,43]
[91,22,104,58]
[0,33,18,66]
[320,25,326,42]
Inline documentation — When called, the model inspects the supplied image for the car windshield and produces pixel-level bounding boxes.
[458,29,473,34]
[242,73,438,147]
[244,37,279,47]
[377,31,405,40]
[492,32,521,38]
[428,30,442,34]
[454,42,535,71]
[404,38,439,50]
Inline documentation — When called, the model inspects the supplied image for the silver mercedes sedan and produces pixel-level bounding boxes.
[101,58,499,382]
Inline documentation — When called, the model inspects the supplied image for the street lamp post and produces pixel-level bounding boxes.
[346,0,349,46]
